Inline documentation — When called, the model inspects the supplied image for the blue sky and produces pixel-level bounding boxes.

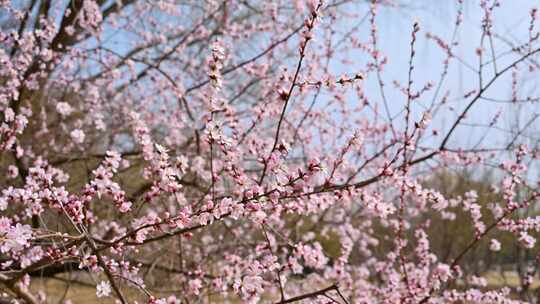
[327,0,540,156]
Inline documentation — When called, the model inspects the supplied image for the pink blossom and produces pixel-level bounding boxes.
[0,1,539,303]
[519,232,536,249]
[70,129,85,144]
[0,221,32,253]
[7,165,18,179]
[56,102,73,116]
[188,279,202,295]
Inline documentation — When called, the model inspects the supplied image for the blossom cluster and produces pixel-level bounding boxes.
[1,0,540,303]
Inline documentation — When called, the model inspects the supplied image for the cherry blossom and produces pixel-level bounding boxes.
[1,0,540,303]
[490,239,502,251]
[69,129,85,144]
[96,281,112,298]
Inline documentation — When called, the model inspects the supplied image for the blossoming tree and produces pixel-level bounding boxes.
[1,0,540,303]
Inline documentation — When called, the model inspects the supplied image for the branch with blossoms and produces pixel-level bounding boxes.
[3,0,540,303]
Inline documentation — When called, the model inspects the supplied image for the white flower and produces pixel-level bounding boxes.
[470,275,487,287]
[70,129,85,144]
[56,102,73,116]
[519,232,536,249]
[0,197,6,211]
[490,239,501,251]
[4,108,14,122]
[96,281,111,298]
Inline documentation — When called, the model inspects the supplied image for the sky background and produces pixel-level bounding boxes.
[9,0,536,175]
[88,0,540,157]
[331,0,540,157]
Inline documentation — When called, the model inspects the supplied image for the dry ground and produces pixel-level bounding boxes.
[22,271,540,303]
